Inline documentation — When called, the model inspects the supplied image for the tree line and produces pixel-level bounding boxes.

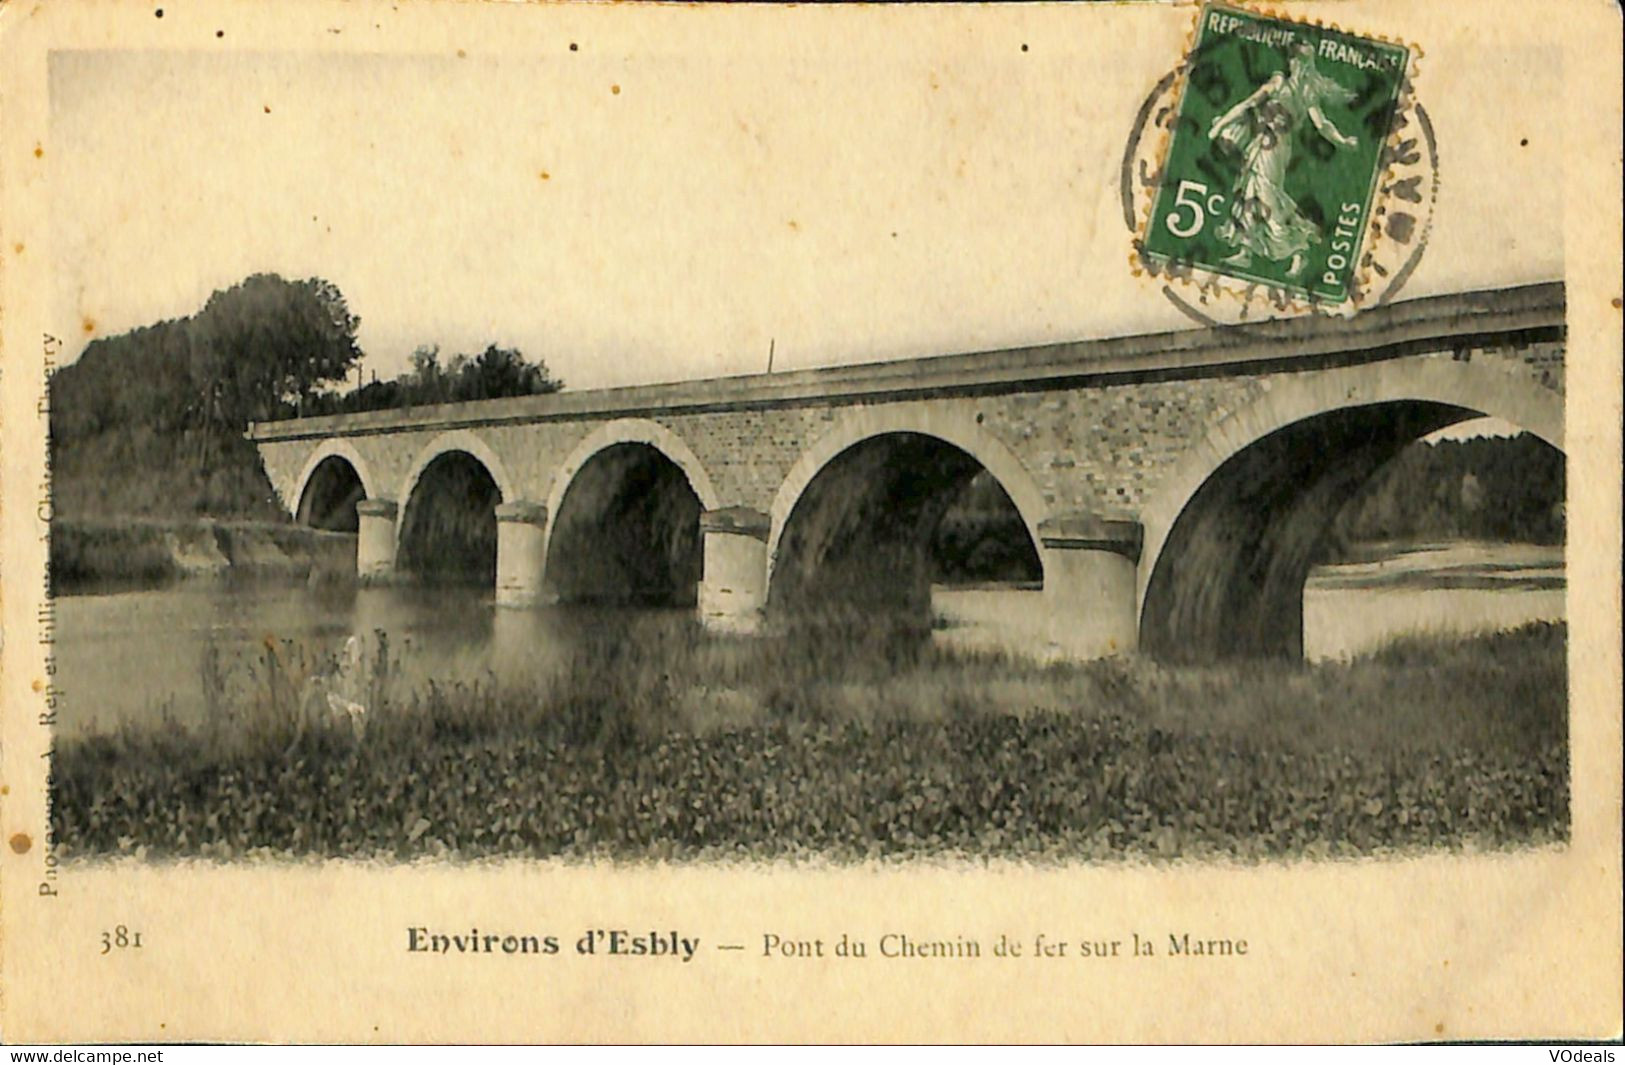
[301,343,562,416]
[49,273,561,520]
[1326,433,1565,551]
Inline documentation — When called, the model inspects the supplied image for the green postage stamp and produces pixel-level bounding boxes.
[1140,3,1412,305]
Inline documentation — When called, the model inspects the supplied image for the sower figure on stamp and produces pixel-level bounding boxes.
[1207,41,1360,278]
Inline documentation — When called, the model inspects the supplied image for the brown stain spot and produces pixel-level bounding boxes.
[82,318,96,335]
[610,84,621,95]
[456,49,466,59]
[31,678,43,692]
[12,242,23,254]
[9,833,31,855]
[787,219,799,232]
[1434,1023,1444,1035]
[539,170,550,181]
[1611,297,1622,310]
[1,786,9,796]
[263,105,272,114]
[33,144,44,159]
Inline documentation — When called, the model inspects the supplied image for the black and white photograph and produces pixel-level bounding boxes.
[38,11,1573,865]
[1,0,1618,1044]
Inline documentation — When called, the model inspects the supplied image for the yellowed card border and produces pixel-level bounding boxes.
[2,0,1620,1044]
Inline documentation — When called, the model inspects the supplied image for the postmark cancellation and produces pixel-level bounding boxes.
[1130,3,1428,320]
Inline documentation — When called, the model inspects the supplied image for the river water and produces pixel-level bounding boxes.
[52,540,1564,738]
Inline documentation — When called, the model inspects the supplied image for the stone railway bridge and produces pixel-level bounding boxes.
[250,282,1565,661]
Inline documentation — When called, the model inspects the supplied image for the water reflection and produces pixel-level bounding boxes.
[53,542,1564,737]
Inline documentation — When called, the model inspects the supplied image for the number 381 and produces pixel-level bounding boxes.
[1163,180,1227,238]
[100,925,143,954]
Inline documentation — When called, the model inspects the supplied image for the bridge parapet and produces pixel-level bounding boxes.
[249,281,1564,445]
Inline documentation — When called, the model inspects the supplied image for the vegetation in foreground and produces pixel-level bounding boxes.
[50,619,1568,864]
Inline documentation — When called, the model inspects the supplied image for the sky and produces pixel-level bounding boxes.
[45,3,1564,396]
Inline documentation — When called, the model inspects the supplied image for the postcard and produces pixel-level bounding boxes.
[1,0,1619,1043]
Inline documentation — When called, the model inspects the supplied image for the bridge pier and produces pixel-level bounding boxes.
[355,498,399,582]
[1038,514,1142,659]
[698,507,770,635]
[495,501,549,607]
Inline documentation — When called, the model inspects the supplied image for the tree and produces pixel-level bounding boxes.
[409,344,446,402]
[191,273,362,428]
[313,341,563,414]
[453,344,561,402]
[47,273,366,519]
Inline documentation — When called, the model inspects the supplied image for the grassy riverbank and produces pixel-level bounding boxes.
[50,518,355,592]
[51,619,1568,863]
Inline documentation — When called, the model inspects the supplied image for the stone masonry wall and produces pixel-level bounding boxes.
[260,338,1562,528]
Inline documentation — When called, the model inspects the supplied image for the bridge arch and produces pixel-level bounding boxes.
[394,430,512,585]
[542,419,719,605]
[396,429,516,511]
[292,439,379,528]
[1137,357,1565,660]
[765,404,1049,609]
[545,419,721,523]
